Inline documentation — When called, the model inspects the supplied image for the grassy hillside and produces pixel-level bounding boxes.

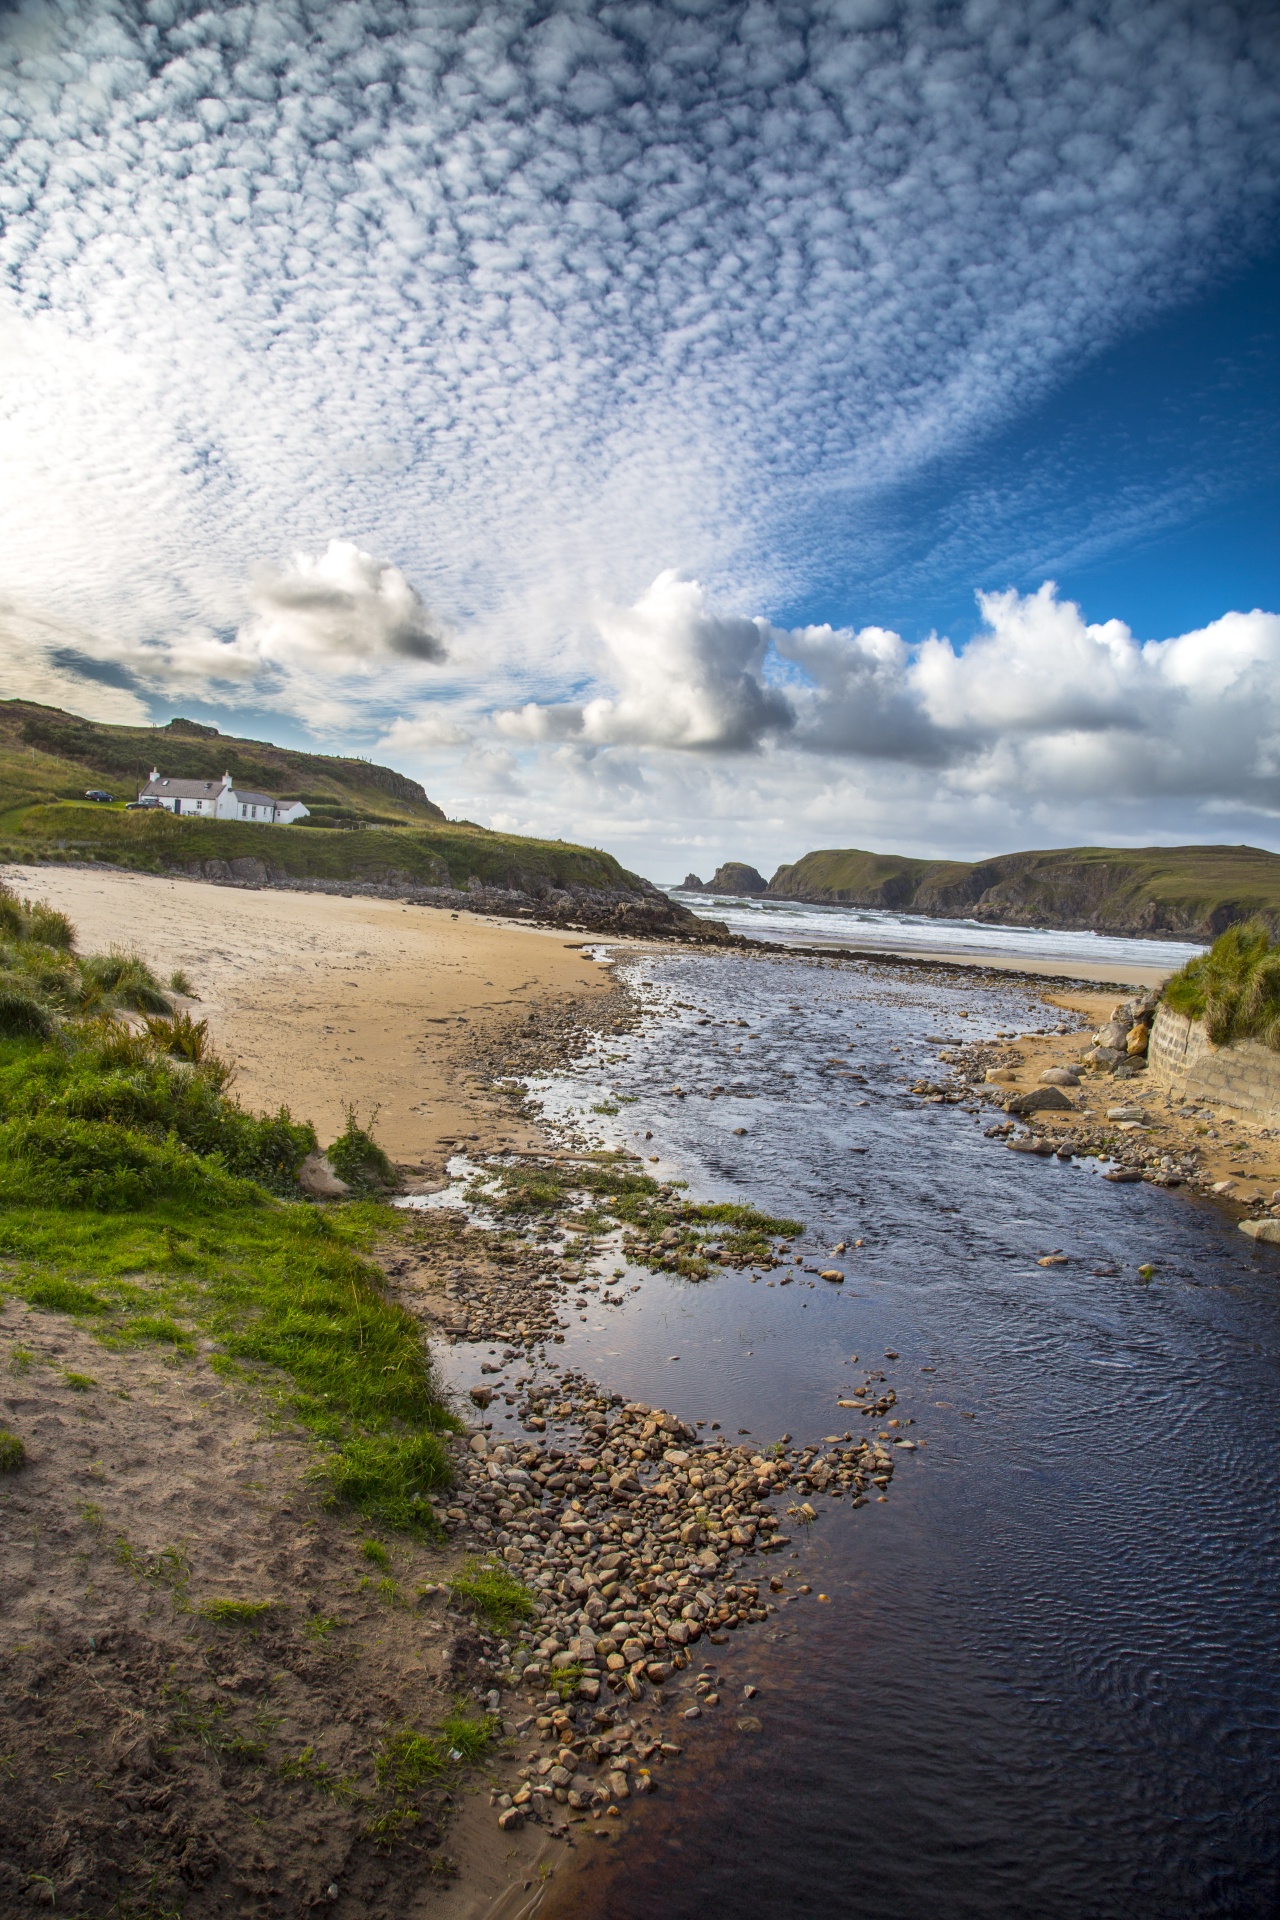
[0,698,655,906]
[0,700,444,825]
[768,843,1280,941]
[0,799,635,896]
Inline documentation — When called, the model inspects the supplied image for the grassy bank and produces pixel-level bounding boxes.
[0,798,639,896]
[1163,918,1280,1049]
[0,881,457,1526]
[0,697,650,900]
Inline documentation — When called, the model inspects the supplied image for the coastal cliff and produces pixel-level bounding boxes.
[762,844,1280,943]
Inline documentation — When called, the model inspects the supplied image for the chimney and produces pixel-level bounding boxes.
[149,767,159,782]
[222,771,233,788]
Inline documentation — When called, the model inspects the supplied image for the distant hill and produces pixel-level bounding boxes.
[0,699,717,939]
[765,844,1280,941]
[0,701,445,826]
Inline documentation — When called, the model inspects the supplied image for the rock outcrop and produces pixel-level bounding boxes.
[698,863,769,896]
[178,856,730,943]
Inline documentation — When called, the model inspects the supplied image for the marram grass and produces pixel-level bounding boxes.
[1163,917,1280,1050]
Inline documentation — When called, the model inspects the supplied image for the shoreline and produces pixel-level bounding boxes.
[0,864,632,1174]
[2,867,1273,1917]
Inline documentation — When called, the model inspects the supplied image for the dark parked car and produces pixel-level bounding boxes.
[125,797,162,810]
[83,789,114,803]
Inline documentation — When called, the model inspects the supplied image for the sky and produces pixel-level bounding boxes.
[1,0,1278,884]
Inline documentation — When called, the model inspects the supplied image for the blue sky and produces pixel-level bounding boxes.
[1,0,1278,880]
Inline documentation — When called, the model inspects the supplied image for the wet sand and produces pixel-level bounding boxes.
[1,865,621,1168]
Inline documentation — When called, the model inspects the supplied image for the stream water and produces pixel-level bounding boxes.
[445,947,1280,1919]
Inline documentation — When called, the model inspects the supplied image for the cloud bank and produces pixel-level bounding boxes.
[499,575,1280,808]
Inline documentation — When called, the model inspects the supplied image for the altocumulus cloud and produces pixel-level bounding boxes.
[1,1,1278,866]
[1,0,1278,709]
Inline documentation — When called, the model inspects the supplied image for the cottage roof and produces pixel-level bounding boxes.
[141,775,280,807]
[141,776,220,801]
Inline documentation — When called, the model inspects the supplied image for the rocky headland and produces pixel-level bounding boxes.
[752,843,1280,942]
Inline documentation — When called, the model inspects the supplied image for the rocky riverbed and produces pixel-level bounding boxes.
[907,989,1280,1222]
[382,1168,908,1843]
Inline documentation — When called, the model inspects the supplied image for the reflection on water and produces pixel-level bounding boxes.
[521,950,1280,1920]
[666,886,1206,971]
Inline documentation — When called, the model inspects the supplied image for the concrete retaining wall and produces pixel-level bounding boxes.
[1148,1002,1280,1123]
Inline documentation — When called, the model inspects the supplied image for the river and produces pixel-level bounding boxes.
[484,942,1277,1920]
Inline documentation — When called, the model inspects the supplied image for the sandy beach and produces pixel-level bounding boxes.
[2,865,622,1168]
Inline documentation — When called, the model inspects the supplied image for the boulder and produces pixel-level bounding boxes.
[1039,1067,1080,1086]
[1095,1020,1131,1051]
[1005,1086,1076,1115]
[1126,1023,1150,1056]
[297,1151,349,1198]
[1240,1219,1280,1244]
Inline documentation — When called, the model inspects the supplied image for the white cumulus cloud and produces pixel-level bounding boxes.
[242,542,447,672]
[498,572,793,751]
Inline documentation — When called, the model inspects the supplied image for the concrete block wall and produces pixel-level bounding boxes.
[1148,1003,1280,1124]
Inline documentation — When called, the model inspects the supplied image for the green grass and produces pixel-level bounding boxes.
[375,1708,497,1793]
[548,1661,584,1702]
[0,1427,25,1472]
[468,1157,800,1278]
[1,1197,458,1530]
[114,1536,191,1593]
[276,1745,358,1799]
[1163,917,1280,1047]
[201,1598,277,1624]
[328,1106,398,1193]
[360,1538,392,1568]
[0,882,457,1536]
[63,1370,95,1391]
[1,797,640,898]
[447,1559,536,1631]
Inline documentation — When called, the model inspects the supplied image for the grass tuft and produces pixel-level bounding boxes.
[1164,916,1280,1049]
[0,1427,26,1473]
[548,1661,584,1702]
[327,1105,398,1193]
[447,1558,536,1631]
[201,1597,277,1625]
[375,1709,496,1794]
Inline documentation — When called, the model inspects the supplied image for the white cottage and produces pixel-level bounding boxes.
[139,770,309,825]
